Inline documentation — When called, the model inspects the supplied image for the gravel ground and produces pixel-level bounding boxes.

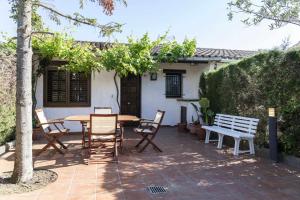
[0,169,57,195]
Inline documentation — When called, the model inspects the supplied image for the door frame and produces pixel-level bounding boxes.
[120,75,142,117]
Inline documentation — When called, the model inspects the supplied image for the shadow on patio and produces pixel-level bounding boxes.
[1,127,300,200]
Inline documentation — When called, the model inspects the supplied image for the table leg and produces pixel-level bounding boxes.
[119,122,124,152]
[81,121,86,148]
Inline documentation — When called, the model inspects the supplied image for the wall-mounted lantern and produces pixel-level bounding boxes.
[150,73,157,81]
[268,107,278,162]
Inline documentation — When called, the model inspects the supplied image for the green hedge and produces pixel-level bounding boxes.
[0,49,16,146]
[201,50,300,157]
[0,105,16,145]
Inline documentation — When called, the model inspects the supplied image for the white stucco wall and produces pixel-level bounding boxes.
[36,70,120,131]
[36,62,210,131]
[141,63,209,125]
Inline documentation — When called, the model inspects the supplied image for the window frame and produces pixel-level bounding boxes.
[43,63,91,107]
[163,69,185,98]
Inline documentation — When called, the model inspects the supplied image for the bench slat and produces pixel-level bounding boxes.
[212,114,259,135]
[218,115,259,123]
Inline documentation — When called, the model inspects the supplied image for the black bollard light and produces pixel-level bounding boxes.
[268,108,278,162]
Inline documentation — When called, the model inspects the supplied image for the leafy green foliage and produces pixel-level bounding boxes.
[8,0,125,35]
[32,33,103,73]
[199,97,213,124]
[199,98,210,109]
[0,33,17,54]
[156,38,197,63]
[201,49,300,156]
[0,45,16,145]
[99,34,196,77]
[228,0,300,29]
[33,33,197,77]
[0,105,16,145]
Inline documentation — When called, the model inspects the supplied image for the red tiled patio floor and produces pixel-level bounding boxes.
[0,127,299,200]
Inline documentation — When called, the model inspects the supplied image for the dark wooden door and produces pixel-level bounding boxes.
[121,74,141,117]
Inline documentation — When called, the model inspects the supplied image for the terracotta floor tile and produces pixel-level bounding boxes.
[123,189,153,200]
[1,128,300,200]
[96,191,124,200]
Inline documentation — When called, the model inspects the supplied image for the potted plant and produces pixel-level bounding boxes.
[177,122,188,133]
[190,98,214,140]
[32,117,42,141]
[189,103,202,136]
[189,117,200,135]
[199,98,214,125]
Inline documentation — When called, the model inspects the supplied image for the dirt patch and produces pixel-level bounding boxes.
[0,169,57,195]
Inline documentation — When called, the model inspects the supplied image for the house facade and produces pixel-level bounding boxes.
[35,45,256,132]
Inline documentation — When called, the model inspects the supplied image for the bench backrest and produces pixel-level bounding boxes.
[214,114,259,135]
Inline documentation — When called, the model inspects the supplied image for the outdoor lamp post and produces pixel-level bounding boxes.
[268,107,278,162]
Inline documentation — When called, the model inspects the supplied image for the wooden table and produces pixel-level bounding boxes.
[64,115,140,148]
[64,115,140,123]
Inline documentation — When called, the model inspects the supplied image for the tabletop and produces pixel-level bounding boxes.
[64,114,140,122]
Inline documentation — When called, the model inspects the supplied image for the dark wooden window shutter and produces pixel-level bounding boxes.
[69,72,89,103]
[44,65,91,107]
[47,70,67,103]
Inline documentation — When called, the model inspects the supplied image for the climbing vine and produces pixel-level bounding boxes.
[32,32,196,75]
[32,32,197,108]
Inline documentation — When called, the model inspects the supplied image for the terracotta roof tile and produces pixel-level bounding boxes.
[78,41,257,60]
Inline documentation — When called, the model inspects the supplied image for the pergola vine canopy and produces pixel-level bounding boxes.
[32,33,197,76]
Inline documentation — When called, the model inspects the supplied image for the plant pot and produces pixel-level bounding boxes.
[32,127,43,141]
[189,123,198,135]
[177,122,188,133]
[195,125,206,140]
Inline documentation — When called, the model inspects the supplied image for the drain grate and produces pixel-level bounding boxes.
[147,185,167,194]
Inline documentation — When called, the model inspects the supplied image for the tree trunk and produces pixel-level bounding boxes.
[12,0,33,183]
[114,72,120,111]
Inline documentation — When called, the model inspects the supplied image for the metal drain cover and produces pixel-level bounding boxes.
[147,185,167,194]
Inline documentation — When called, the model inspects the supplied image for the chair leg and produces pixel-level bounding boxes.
[50,142,64,154]
[135,135,146,147]
[205,130,211,144]
[217,133,224,149]
[249,138,255,154]
[147,138,162,152]
[56,139,67,149]
[88,131,92,156]
[119,126,124,153]
[36,142,52,156]
[138,135,162,153]
[233,138,241,156]
[114,138,118,158]
[81,122,86,147]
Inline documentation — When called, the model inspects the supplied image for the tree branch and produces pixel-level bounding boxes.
[232,6,300,27]
[33,2,122,35]
[31,31,54,36]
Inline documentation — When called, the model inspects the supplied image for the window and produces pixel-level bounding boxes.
[163,69,186,98]
[164,69,185,98]
[44,65,91,107]
[165,73,182,97]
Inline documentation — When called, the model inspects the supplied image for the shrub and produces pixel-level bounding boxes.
[201,50,300,156]
[0,105,16,145]
[0,49,16,145]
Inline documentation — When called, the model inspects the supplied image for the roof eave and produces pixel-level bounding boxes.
[178,57,239,63]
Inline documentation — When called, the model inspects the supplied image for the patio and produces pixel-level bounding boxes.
[1,127,300,200]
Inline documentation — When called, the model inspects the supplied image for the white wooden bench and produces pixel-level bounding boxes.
[202,114,259,156]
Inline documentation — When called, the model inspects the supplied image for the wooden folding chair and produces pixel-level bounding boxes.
[134,110,165,153]
[88,114,119,159]
[94,107,123,151]
[82,107,112,147]
[94,107,112,114]
[35,109,69,156]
